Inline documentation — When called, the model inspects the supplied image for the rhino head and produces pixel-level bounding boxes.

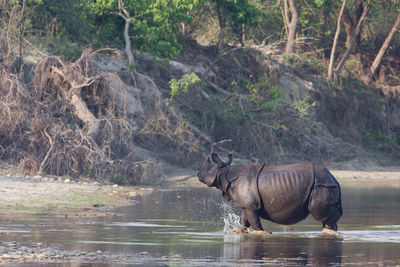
[197,152,233,187]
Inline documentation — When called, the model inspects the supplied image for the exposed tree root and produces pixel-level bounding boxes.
[0,50,204,184]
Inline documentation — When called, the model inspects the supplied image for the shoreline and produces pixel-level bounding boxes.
[1,161,400,215]
[0,162,153,215]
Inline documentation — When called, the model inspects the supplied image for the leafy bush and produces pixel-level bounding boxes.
[169,73,201,97]
[362,130,398,153]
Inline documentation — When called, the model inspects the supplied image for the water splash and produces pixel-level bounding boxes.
[223,213,241,233]
[221,202,241,233]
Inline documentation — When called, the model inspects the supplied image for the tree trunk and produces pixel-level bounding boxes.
[335,3,369,78]
[216,5,226,51]
[17,0,26,59]
[118,0,135,68]
[342,0,363,50]
[240,23,245,46]
[368,13,400,82]
[70,93,100,140]
[285,0,299,54]
[327,0,347,81]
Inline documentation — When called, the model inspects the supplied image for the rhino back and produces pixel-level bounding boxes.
[313,164,340,187]
[258,163,315,224]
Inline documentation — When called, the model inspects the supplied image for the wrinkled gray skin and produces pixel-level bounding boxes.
[197,153,342,232]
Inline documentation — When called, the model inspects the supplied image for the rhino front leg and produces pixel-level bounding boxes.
[241,209,250,233]
[241,208,263,232]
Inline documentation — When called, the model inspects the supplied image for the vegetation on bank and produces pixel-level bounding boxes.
[0,0,399,184]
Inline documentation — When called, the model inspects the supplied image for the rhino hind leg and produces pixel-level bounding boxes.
[308,185,342,231]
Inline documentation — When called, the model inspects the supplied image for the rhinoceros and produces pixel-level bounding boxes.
[197,153,342,233]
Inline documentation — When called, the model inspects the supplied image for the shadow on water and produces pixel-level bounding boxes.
[0,186,400,266]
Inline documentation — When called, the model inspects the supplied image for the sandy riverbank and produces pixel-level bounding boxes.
[0,162,154,215]
[169,169,400,188]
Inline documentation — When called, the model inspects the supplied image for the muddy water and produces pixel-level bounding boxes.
[0,186,400,266]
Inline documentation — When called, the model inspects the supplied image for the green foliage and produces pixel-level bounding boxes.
[84,164,94,177]
[125,0,199,57]
[364,1,400,58]
[282,53,326,75]
[168,73,201,100]
[362,130,398,153]
[223,0,258,26]
[291,96,315,118]
[9,0,199,59]
[128,62,136,72]
[251,0,283,42]
[205,0,259,45]
[1,0,398,61]
[298,0,339,37]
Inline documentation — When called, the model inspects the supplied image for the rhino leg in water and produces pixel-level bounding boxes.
[241,208,263,232]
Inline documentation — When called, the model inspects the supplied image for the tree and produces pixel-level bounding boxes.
[342,0,364,50]
[327,0,348,81]
[91,0,199,58]
[368,13,400,82]
[283,0,300,54]
[206,0,258,50]
[117,0,135,68]
[334,0,372,78]
[0,0,27,58]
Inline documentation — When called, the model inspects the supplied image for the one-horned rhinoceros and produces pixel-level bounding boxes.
[197,153,343,233]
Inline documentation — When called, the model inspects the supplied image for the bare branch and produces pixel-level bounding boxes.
[327,0,347,81]
[335,3,369,77]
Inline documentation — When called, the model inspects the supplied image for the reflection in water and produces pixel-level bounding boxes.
[0,186,399,266]
[222,234,342,266]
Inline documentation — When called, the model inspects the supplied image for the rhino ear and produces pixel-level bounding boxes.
[211,153,223,167]
[226,153,233,166]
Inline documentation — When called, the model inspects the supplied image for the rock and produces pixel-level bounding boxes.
[2,254,12,259]
[171,254,182,258]
[64,178,71,183]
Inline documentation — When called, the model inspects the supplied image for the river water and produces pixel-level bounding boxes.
[0,185,400,266]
